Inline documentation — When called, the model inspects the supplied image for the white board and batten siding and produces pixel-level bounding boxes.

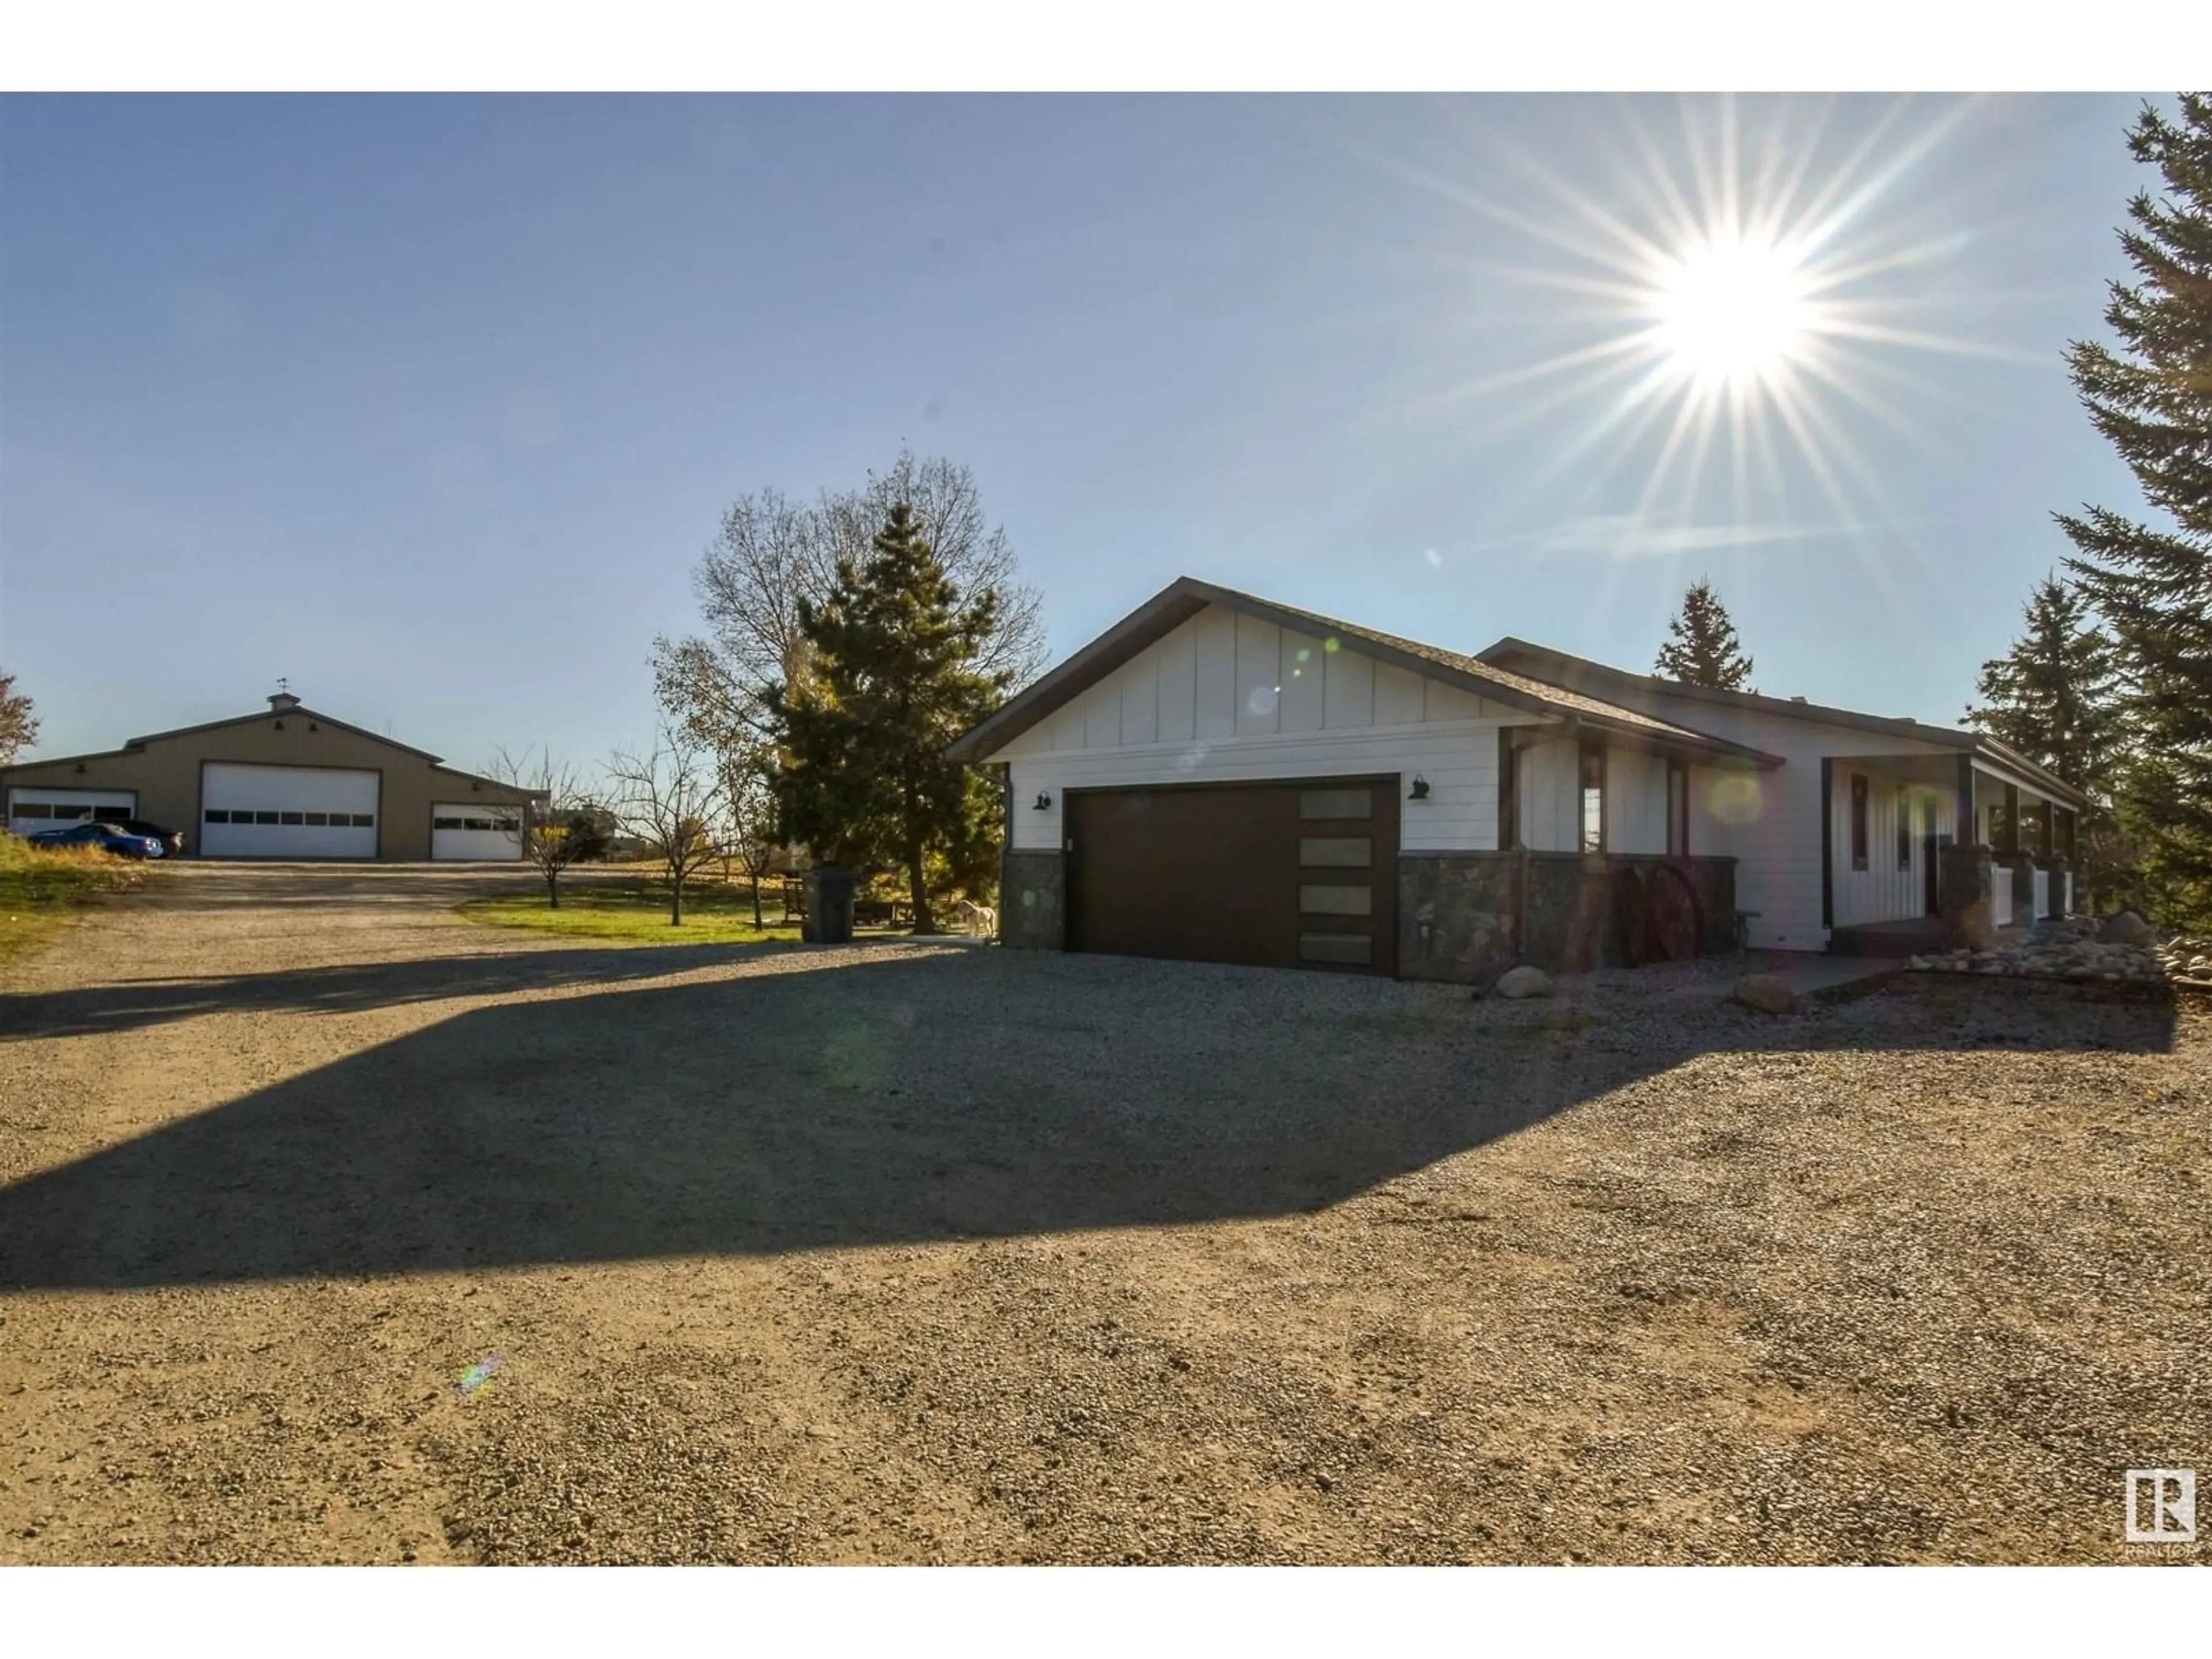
[990,604,1546,852]
[199,762,380,859]
[7,786,139,839]
[1515,736,1579,852]
[1514,736,1695,858]
[1826,770,1956,929]
[1615,690,1962,949]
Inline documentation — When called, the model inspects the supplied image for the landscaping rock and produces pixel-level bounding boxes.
[1493,965,1555,1000]
[1906,918,2173,989]
[2099,910,2154,946]
[1732,974,1796,1014]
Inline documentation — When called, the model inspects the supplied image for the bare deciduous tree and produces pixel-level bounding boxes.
[487,745,600,910]
[0,669,38,767]
[606,732,730,926]
[717,742,782,928]
[650,450,1044,752]
[819,450,1046,688]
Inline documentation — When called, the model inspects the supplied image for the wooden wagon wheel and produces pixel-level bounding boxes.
[1609,865,1649,968]
[1644,861,1703,961]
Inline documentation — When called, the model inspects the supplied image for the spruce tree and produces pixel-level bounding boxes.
[766,503,1010,934]
[1653,578,1755,690]
[1963,575,2122,797]
[2057,93,2212,926]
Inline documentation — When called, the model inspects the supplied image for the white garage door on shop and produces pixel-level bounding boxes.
[431,803,523,861]
[7,787,139,839]
[200,763,379,858]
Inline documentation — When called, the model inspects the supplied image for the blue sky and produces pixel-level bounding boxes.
[0,94,2160,774]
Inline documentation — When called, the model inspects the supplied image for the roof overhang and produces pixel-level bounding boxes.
[948,578,1785,770]
[1477,636,2088,808]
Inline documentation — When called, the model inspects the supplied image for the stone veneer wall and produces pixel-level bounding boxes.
[1000,850,1066,950]
[1939,842,1995,946]
[1400,852,1737,983]
[1399,855,1519,983]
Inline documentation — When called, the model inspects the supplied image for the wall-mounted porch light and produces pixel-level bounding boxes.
[1033,790,1053,810]
[1408,774,1431,801]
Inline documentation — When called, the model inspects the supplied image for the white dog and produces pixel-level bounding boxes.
[954,899,998,937]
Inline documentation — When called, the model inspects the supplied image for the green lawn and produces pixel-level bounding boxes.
[456,876,821,946]
[0,836,149,965]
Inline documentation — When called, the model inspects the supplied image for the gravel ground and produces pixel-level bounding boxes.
[1,864,2204,1565]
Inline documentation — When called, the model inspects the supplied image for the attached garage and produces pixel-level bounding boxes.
[431,804,523,861]
[6,786,139,839]
[948,578,1793,980]
[199,762,380,859]
[1067,779,1399,974]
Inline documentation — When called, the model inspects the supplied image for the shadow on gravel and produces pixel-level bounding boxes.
[0,951,2180,1289]
[0,942,794,1040]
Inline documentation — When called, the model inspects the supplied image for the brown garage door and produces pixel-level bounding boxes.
[1065,778,1399,974]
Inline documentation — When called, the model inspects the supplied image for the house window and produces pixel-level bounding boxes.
[1849,774,1869,871]
[1298,787,1371,821]
[434,816,464,830]
[351,814,375,828]
[1580,740,1605,854]
[204,809,230,823]
[1897,789,1913,871]
[1666,760,1688,856]
[1497,730,1520,851]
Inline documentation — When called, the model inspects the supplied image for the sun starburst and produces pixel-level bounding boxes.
[1354,95,2039,562]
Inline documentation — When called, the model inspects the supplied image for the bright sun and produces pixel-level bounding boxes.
[1653,232,1814,387]
[1385,96,1994,538]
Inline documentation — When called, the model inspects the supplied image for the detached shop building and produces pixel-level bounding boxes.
[2,691,540,862]
[945,578,2089,980]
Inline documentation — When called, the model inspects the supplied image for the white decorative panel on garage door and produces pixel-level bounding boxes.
[431,803,522,861]
[199,763,379,858]
[7,787,139,839]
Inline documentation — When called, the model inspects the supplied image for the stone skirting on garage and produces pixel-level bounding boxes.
[1399,851,1738,983]
[1000,850,1067,950]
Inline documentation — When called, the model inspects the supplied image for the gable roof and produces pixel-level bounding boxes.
[945,578,1785,768]
[3,703,528,798]
[1477,637,2091,809]
[122,704,445,763]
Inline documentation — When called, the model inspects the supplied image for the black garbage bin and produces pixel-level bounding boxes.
[802,866,856,944]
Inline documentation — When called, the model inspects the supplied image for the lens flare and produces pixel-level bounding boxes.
[1357,96,2022,558]
[1653,231,1815,388]
[456,1353,504,1398]
[1707,773,1765,827]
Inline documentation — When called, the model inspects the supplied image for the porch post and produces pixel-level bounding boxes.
[1820,757,1834,929]
[1939,755,1994,948]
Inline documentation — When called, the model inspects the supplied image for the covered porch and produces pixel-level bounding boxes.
[1820,752,1959,935]
[1821,750,2084,951]
[1968,761,2082,927]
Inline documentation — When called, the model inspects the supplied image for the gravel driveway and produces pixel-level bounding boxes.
[1,863,2203,1564]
